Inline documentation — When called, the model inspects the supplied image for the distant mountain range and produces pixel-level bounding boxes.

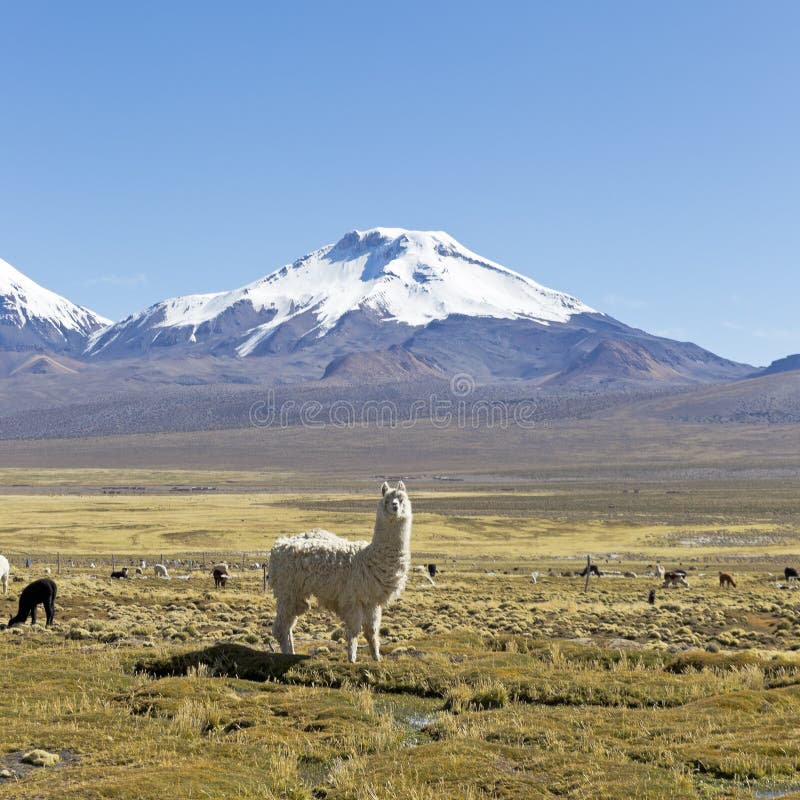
[0,229,756,389]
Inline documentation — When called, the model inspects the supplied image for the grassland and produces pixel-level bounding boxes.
[3,467,800,798]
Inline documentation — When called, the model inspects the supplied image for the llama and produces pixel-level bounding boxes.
[7,578,57,628]
[0,555,9,595]
[655,562,666,580]
[212,563,229,588]
[154,564,170,579]
[269,481,411,663]
[664,571,689,588]
[110,567,129,579]
[719,572,736,588]
[785,567,799,582]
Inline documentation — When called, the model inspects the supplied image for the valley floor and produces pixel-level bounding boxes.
[1,457,800,798]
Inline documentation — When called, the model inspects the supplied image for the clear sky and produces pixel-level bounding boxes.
[1,1,798,366]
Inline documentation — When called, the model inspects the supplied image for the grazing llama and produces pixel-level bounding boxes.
[269,481,412,663]
[719,572,736,588]
[7,578,57,628]
[663,571,689,588]
[785,567,799,583]
[110,567,129,580]
[212,563,229,588]
[0,555,9,595]
[154,564,170,579]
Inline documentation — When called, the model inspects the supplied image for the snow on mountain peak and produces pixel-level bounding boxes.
[0,257,111,348]
[229,227,597,356]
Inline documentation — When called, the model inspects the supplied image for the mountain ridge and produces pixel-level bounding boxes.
[0,257,110,354]
[2,229,754,388]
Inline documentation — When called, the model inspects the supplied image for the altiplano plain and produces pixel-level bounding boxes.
[2,416,800,798]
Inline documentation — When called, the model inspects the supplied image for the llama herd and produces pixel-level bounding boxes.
[1,482,800,663]
[0,481,412,663]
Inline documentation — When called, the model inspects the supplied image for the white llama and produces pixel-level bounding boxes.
[0,555,9,595]
[269,481,412,663]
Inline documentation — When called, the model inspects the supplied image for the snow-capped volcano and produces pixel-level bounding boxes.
[77,227,754,387]
[87,228,596,358]
[0,257,110,353]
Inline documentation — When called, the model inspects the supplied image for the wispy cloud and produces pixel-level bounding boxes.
[87,272,149,288]
[722,321,800,339]
[653,327,690,341]
[600,292,646,311]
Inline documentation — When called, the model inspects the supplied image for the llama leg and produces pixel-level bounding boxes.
[363,606,382,662]
[45,599,55,627]
[287,614,298,654]
[343,608,363,664]
[30,606,37,626]
[273,599,298,655]
[1,575,6,595]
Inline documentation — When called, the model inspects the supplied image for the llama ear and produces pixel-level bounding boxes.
[397,480,406,492]
[381,482,390,496]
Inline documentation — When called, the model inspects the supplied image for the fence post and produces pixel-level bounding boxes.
[112,554,116,571]
[583,554,591,592]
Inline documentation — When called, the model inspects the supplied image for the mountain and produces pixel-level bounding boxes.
[545,339,685,386]
[0,257,110,354]
[322,345,445,384]
[85,228,595,359]
[750,354,800,378]
[83,228,751,386]
[9,353,81,377]
[625,370,800,424]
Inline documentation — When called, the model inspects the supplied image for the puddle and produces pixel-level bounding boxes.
[0,750,79,781]
[753,784,800,799]
[376,696,438,747]
[294,696,438,793]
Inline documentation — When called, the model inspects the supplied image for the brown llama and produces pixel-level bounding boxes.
[719,572,736,588]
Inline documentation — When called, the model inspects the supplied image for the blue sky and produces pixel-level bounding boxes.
[1,1,798,366]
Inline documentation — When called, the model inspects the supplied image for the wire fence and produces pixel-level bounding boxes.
[0,550,272,591]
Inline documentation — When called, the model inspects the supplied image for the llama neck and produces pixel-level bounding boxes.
[369,514,412,557]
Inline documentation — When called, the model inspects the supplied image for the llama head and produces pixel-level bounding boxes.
[378,481,411,522]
